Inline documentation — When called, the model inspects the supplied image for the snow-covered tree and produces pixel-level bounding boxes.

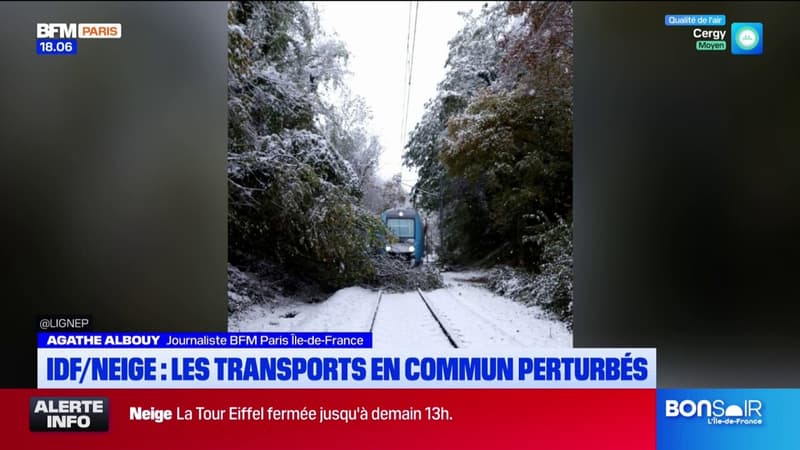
[403,2,509,259]
[499,1,573,99]
[440,1,573,267]
[404,1,573,316]
[317,87,382,192]
[228,2,385,289]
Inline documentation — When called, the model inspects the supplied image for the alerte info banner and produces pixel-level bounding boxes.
[5,389,656,449]
[8,387,800,449]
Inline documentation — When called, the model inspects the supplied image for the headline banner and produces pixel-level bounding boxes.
[37,348,656,389]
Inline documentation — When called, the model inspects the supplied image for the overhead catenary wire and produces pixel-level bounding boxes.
[400,2,413,143]
[405,2,420,141]
[400,1,419,146]
[407,1,419,96]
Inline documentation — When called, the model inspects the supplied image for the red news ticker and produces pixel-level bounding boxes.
[3,388,655,450]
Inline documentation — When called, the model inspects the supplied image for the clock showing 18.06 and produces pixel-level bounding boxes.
[37,39,77,55]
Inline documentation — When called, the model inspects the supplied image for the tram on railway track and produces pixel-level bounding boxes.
[380,207,425,266]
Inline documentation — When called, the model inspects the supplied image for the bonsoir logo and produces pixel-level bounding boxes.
[664,399,763,425]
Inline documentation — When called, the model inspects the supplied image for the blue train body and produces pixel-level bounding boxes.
[380,208,424,265]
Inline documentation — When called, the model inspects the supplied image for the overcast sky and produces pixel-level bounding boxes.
[316,1,487,187]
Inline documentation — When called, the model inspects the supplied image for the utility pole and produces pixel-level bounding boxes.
[439,179,444,261]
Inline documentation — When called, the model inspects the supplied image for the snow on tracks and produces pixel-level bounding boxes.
[229,271,572,349]
[371,291,455,350]
[288,287,378,332]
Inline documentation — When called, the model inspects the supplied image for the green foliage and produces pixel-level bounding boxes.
[441,88,572,266]
[405,0,573,282]
[404,2,507,213]
[532,217,573,325]
[487,218,573,329]
[499,2,573,98]
[403,98,448,212]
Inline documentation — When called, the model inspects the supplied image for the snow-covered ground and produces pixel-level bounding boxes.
[228,287,377,332]
[425,272,571,348]
[229,271,572,348]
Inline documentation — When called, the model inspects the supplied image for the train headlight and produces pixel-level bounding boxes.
[408,246,415,252]
[385,245,391,252]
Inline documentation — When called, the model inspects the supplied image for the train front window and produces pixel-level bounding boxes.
[386,218,414,239]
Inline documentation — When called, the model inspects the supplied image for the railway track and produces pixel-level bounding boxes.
[369,288,459,349]
[368,290,383,333]
[415,289,459,348]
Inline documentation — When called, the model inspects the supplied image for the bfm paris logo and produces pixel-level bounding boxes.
[36,23,121,39]
[665,399,763,425]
